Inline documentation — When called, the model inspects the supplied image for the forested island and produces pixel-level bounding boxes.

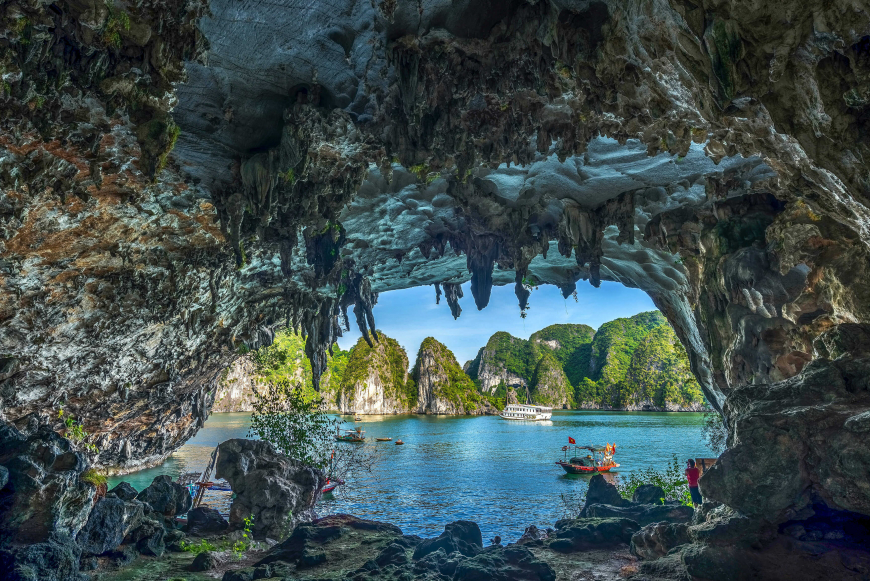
[215,311,706,414]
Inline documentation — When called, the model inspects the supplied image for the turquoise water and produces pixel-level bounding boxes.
[109,411,711,542]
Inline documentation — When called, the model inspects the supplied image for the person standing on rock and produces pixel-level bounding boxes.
[685,459,702,507]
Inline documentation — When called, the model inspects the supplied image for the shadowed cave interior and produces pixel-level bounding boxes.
[1,0,870,579]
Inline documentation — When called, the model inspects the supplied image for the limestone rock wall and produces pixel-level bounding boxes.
[413,338,492,415]
[212,357,265,413]
[337,333,413,415]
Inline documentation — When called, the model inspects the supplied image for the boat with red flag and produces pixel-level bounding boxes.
[556,441,619,474]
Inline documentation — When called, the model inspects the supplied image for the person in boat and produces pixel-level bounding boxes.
[685,459,702,507]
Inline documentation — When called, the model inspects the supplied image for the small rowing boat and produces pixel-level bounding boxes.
[354,417,362,421]
[395,440,404,445]
[322,478,344,494]
[376,437,392,441]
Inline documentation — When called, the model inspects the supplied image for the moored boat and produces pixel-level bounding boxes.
[322,478,344,494]
[555,443,619,474]
[376,437,392,441]
[500,404,553,421]
[335,426,365,442]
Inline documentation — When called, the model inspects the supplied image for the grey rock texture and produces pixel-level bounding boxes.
[0,424,93,579]
[186,506,229,536]
[215,438,324,539]
[135,475,192,520]
[1,0,870,574]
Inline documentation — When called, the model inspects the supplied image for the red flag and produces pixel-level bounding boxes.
[568,437,576,444]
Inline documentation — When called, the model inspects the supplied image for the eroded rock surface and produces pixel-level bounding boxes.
[2,0,870,576]
[215,438,324,539]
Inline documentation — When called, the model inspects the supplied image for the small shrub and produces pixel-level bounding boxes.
[58,405,98,453]
[81,469,107,487]
[615,455,692,506]
[232,514,254,560]
[180,539,217,555]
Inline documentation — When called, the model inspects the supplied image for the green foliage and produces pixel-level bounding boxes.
[409,163,438,183]
[57,405,98,453]
[232,515,254,559]
[102,2,131,50]
[81,469,107,487]
[180,539,217,555]
[620,324,704,408]
[472,314,706,410]
[278,168,296,184]
[247,380,337,469]
[156,123,181,173]
[615,455,693,507]
[251,330,347,402]
[702,409,728,454]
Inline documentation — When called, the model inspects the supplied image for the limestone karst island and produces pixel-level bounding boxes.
[1,2,869,580]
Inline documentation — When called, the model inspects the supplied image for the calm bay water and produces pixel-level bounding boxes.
[109,411,711,542]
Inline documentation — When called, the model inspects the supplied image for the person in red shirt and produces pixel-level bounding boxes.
[685,459,702,507]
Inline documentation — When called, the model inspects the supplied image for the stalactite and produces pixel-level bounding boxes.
[514,271,531,311]
[434,282,442,304]
[467,235,499,310]
[442,283,463,319]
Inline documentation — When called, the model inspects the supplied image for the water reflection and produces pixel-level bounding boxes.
[109,411,711,542]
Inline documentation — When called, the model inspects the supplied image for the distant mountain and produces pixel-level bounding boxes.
[466,312,706,411]
[215,312,705,415]
[411,338,496,415]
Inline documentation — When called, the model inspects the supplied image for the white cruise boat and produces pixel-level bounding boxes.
[499,404,553,421]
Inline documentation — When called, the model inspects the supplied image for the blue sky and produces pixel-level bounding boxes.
[336,281,657,365]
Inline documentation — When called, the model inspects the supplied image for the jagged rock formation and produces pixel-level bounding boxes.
[337,332,415,414]
[466,316,705,410]
[2,0,870,575]
[214,438,324,540]
[411,337,493,415]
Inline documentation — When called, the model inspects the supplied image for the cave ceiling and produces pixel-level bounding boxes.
[1,0,870,474]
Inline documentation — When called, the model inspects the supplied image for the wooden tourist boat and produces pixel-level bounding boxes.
[335,427,365,442]
[376,437,392,441]
[555,443,619,474]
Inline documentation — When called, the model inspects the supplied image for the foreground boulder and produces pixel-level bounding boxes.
[0,424,94,581]
[186,506,229,536]
[584,502,694,527]
[413,520,482,560]
[215,439,325,539]
[245,514,556,581]
[135,475,192,519]
[580,475,630,514]
[75,495,144,556]
[547,518,640,553]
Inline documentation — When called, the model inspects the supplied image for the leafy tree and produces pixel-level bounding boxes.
[247,380,337,469]
[702,409,728,454]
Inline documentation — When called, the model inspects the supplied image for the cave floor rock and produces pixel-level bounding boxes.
[89,548,269,581]
[528,546,638,581]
